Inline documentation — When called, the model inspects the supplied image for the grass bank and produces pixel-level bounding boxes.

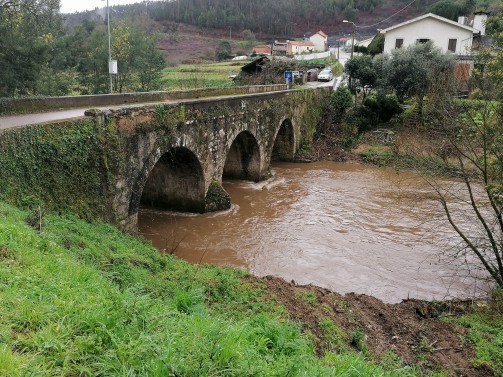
[0,200,430,376]
[161,61,244,90]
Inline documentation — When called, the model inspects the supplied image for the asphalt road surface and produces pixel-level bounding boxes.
[1,52,352,130]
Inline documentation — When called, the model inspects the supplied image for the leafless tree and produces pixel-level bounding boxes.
[417,90,503,288]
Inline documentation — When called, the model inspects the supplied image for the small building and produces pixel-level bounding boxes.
[252,45,272,55]
[379,12,484,55]
[240,56,270,75]
[287,40,315,55]
[272,41,288,56]
[336,37,353,48]
[309,30,328,52]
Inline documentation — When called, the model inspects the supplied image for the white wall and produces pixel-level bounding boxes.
[310,34,327,52]
[383,18,474,55]
[294,50,331,60]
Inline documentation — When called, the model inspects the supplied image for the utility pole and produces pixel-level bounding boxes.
[343,20,356,58]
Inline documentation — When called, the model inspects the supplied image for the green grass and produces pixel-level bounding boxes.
[161,61,247,90]
[0,200,447,375]
[448,302,503,376]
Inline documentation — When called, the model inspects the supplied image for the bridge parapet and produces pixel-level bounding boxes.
[0,85,288,116]
[0,88,330,232]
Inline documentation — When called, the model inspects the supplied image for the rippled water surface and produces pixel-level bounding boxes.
[139,161,486,303]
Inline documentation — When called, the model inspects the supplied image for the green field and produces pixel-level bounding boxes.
[161,61,249,90]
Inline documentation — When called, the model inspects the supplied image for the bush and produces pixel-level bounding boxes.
[330,87,352,120]
[363,93,403,123]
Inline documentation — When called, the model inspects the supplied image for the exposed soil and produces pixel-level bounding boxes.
[262,275,494,377]
[268,126,494,376]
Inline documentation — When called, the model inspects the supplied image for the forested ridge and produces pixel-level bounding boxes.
[68,0,500,36]
[0,0,500,98]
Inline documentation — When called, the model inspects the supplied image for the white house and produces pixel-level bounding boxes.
[309,30,328,52]
[287,40,314,55]
[380,12,485,55]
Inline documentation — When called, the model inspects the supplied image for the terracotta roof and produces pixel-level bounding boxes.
[314,30,327,37]
[289,40,314,46]
[252,45,272,54]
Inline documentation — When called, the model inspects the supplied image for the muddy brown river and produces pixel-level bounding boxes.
[139,161,487,303]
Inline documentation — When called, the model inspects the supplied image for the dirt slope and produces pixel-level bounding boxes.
[263,276,494,376]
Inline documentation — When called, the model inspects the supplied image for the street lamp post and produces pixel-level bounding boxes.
[342,20,356,59]
[103,0,113,93]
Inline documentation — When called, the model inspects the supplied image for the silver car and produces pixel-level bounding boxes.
[317,68,333,82]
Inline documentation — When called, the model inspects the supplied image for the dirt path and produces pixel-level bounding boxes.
[261,276,493,376]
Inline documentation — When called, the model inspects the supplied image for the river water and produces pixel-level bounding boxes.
[139,161,487,303]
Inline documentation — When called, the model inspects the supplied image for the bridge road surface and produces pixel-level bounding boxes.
[0,71,349,130]
[0,91,289,130]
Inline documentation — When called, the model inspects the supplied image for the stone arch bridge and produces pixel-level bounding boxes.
[0,88,330,232]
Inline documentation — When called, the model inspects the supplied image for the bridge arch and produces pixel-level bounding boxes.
[136,146,206,213]
[223,130,261,181]
[272,118,295,161]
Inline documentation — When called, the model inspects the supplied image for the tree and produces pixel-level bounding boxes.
[427,0,475,21]
[215,41,231,61]
[131,30,166,92]
[0,0,63,97]
[330,87,352,120]
[345,55,378,100]
[367,33,384,56]
[408,14,503,288]
[380,41,456,123]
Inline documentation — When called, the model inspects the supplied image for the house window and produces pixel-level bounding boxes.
[448,39,457,52]
[416,38,430,44]
[395,38,404,49]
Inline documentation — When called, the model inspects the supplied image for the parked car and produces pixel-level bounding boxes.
[317,68,333,82]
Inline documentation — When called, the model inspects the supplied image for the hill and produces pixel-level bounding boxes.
[64,0,500,62]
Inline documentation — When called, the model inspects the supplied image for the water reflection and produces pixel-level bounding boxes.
[139,161,487,303]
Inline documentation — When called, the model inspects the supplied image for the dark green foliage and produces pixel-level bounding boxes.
[0,7,165,97]
[367,33,384,56]
[0,119,117,219]
[363,93,403,123]
[0,0,63,97]
[381,41,456,102]
[330,87,352,119]
[215,41,232,61]
[427,0,475,21]
[345,55,378,97]
[354,45,368,54]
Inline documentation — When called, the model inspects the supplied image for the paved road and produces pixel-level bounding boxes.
[303,50,351,90]
[1,53,353,130]
[0,100,176,130]
[0,109,90,130]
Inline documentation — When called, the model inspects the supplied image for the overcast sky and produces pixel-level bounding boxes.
[60,0,158,14]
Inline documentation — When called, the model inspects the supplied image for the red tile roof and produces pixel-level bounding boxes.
[289,40,314,46]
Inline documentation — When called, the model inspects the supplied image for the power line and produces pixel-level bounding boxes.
[355,0,418,29]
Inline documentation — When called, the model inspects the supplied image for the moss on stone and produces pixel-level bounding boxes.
[204,179,231,212]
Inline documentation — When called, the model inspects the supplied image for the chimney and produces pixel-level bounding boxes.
[473,12,488,35]
[458,16,466,25]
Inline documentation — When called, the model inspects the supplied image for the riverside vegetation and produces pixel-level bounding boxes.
[1,199,502,375]
[0,201,438,376]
